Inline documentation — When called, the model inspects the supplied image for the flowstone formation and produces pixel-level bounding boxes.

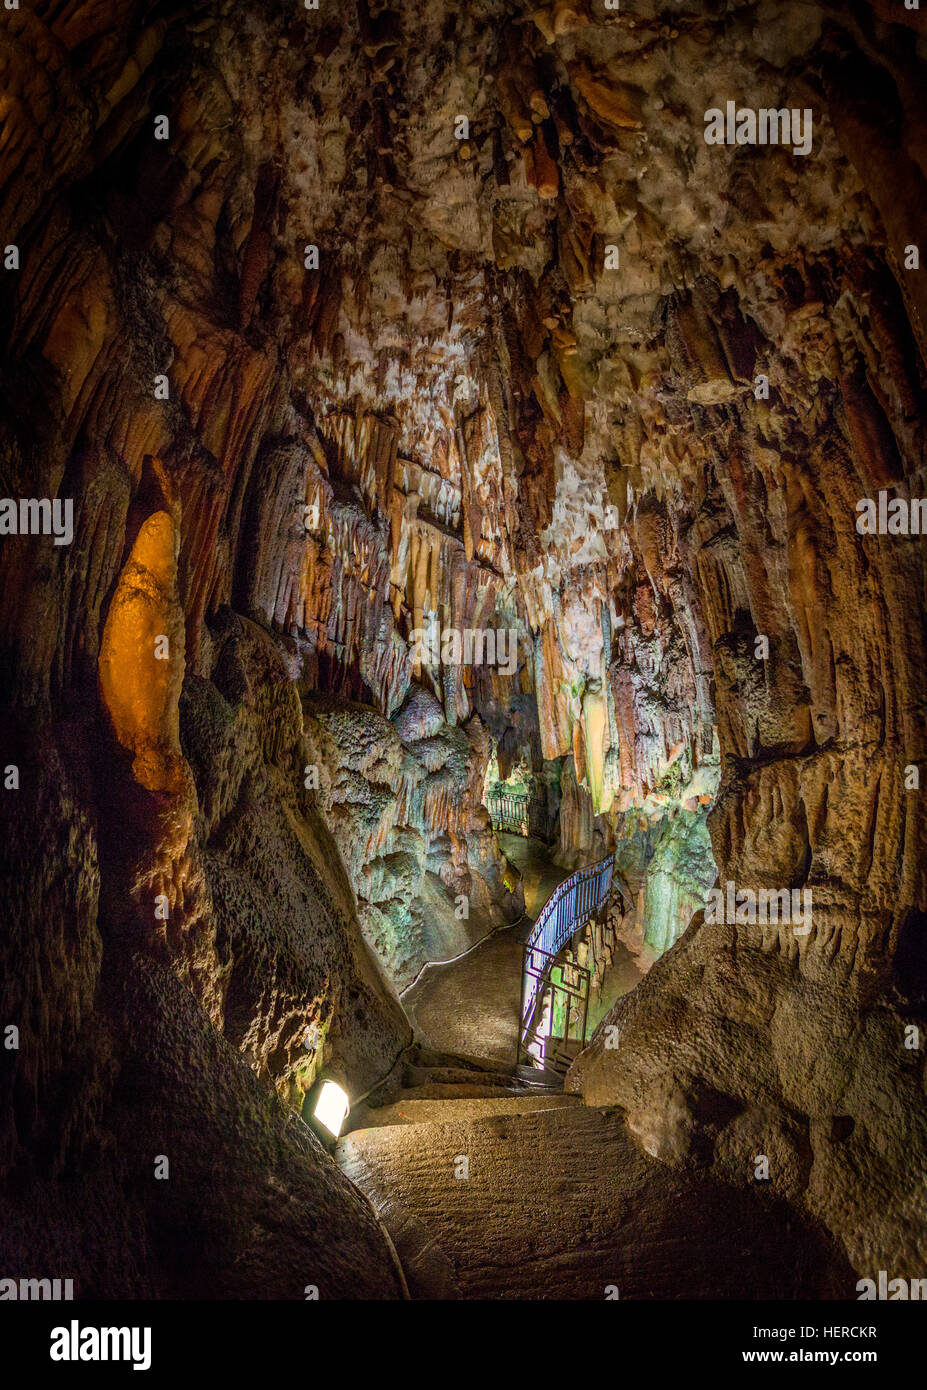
[302,684,522,988]
[0,0,925,1299]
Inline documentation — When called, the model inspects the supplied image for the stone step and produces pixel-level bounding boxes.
[408,1046,511,1074]
[401,1063,518,1090]
[348,1081,522,1131]
[513,1062,567,1092]
[347,1093,581,1131]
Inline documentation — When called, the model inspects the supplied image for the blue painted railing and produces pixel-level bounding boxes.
[520,852,616,1033]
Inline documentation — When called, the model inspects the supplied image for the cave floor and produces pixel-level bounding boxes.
[337,1097,853,1300]
[402,835,570,1064]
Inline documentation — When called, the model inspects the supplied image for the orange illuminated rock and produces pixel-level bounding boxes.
[98,510,185,789]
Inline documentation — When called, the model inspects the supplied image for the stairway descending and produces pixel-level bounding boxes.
[347,1046,574,1132]
[336,1046,852,1300]
[512,1060,570,1092]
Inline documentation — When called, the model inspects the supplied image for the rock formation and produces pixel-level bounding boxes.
[1,0,925,1297]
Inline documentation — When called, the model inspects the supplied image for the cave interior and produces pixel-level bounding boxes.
[1,0,926,1304]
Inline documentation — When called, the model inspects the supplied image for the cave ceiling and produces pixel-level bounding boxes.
[8,0,923,817]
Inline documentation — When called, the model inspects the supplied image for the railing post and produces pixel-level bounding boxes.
[579,952,589,1047]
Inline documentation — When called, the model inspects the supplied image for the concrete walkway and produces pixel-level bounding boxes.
[401,835,569,1064]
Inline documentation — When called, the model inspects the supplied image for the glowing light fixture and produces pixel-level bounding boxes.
[313,1080,350,1138]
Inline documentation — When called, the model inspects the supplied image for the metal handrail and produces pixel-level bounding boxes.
[520,852,616,1032]
[486,787,552,840]
[519,942,591,1074]
[487,789,529,835]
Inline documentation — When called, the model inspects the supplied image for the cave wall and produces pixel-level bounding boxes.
[1,0,925,1292]
[570,257,927,1272]
[302,683,523,988]
[565,12,927,1277]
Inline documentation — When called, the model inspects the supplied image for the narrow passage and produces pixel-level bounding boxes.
[402,833,570,1064]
